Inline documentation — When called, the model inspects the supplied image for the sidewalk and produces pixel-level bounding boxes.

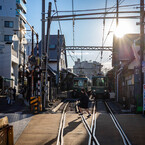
[0,94,30,113]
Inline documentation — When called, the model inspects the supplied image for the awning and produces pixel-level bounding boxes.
[2,77,13,81]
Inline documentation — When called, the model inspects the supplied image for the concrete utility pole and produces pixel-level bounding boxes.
[31,26,34,55]
[42,0,45,55]
[116,0,119,26]
[41,0,45,110]
[114,0,119,101]
[44,2,52,108]
[140,0,144,113]
[57,30,60,93]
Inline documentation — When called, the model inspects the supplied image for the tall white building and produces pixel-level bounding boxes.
[73,59,103,79]
[0,0,27,89]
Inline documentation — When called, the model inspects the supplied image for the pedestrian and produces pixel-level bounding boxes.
[7,87,11,105]
[78,88,91,117]
[10,87,14,105]
[13,86,16,101]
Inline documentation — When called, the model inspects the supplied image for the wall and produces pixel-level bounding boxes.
[0,0,16,17]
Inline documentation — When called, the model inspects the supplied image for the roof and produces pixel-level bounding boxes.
[34,35,65,60]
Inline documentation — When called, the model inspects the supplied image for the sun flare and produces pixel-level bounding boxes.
[114,22,132,38]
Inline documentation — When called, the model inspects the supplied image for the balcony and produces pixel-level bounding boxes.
[16,9,26,21]
[16,0,27,14]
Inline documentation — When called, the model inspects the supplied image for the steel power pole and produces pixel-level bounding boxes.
[140,0,144,114]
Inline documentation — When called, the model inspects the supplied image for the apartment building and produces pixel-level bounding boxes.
[73,59,103,79]
[0,0,27,89]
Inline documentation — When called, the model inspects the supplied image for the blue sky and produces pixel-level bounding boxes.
[25,0,140,69]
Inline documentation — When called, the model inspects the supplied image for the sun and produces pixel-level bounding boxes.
[114,21,132,38]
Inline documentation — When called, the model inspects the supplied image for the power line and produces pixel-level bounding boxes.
[101,0,108,61]
[57,4,140,13]
[52,11,140,19]
[72,0,75,46]
[53,0,75,66]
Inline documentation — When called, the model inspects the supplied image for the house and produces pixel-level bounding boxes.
[113,34,143,112]
[34,35,67,101]
[0,0,27,90]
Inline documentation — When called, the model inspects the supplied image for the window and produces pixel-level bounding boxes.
[49,44,56,49]
[0,6,2,10]
[4,21,14,28]
[4,35,13,42]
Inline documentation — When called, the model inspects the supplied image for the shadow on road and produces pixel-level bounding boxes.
[44,117,82,145]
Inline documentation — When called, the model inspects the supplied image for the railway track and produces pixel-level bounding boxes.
[54,98,131,145]
[56,102,69,145]
[105,101,132,145]
[79,100,132,145]
[80,102,100,145]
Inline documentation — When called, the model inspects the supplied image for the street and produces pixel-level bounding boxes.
[1,95,145,145]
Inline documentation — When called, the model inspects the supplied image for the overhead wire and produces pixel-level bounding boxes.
[72,0,75,47]
[101,0,108,62]
[100,0,125,65]
[53,0,126,65]
[103,0,125,46]
[53,0,75,64]
[57,4,140,13]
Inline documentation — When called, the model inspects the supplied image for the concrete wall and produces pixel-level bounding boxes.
[0,0,16,17]
[0,44,11,78]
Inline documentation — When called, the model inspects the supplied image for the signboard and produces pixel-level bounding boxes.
[143,84,145,112]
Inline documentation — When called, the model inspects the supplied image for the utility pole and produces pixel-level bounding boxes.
[114,0,119,101]
[41,0,45,110]
[42,0,45,55]
[44,2,51,108]
[57,30,60,93]
[116,0,119,26]
[140,0,144,114]
[31,26,34,55]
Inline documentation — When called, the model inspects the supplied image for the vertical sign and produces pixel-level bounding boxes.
[143,84,145,113]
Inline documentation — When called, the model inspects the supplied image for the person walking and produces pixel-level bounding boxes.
[10,87,14,105]
[13,86,16,102]
[78,88,91,117]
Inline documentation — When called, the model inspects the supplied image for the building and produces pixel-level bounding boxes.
[113,34,144,112]
[73,59,103,79]
[0,0,27,90]
[34,35,67,101]
[25,39,36,61]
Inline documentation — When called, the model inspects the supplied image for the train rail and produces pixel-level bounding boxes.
[53,98,131,145]
[56,102,69,145]
[105,101,132,145]
[80,102,100,145]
